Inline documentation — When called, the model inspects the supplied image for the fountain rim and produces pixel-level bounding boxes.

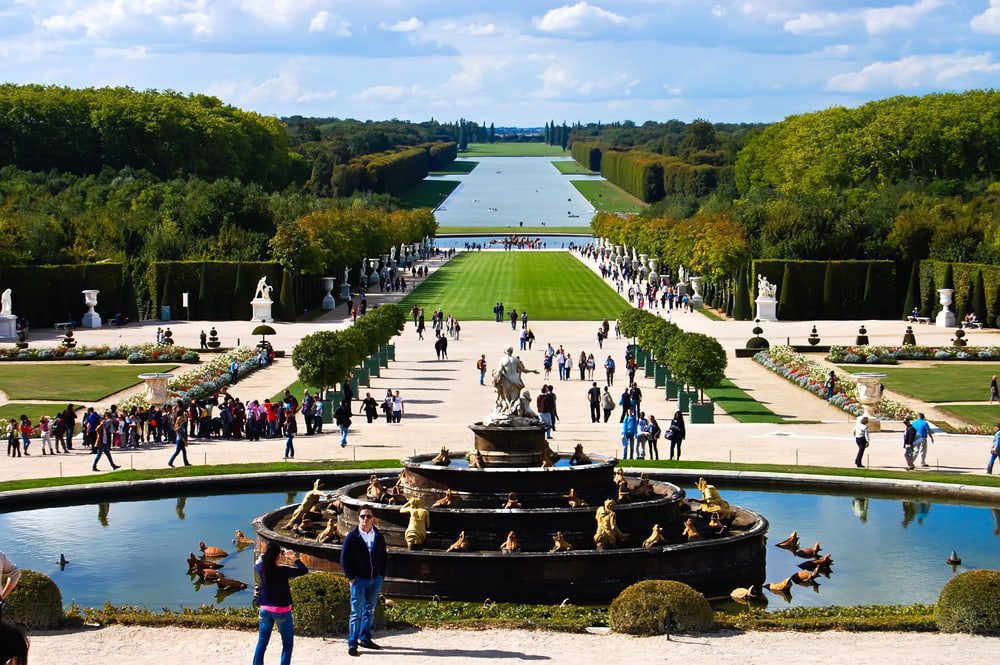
[400,452,618,472]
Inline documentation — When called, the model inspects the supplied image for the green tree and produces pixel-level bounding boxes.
[663,332,727,402]
[973,270,988,325]
[901,261,921,319]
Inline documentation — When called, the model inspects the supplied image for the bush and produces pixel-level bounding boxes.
[608,580,714,635]
[290,572,385,636]
[745,336,770,350]
[5,569,64,628]
[936,569,1000,634]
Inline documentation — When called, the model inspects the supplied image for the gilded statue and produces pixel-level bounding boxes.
[446,531,470,552]
[503,492,522,509]
[563,488,588,507]
[642,524,667,548]
[631,473,653,499]
[616,477,631,503]
[613,466,625,486]
[593,499,628,550]
[286,479,326,528]
[500,531,520,554]
[682,518,700,541]
[431,446,451,466]
[550,531,573,552]
[695,477,736,520]
[468,449,486,469]
[569,444,591,465]
[399,498,430,549]
[365,475,386,502]
[316,518,340,544]
[433,489,457,508]
[541,441,559,467]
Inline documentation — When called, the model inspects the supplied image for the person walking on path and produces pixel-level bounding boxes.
[509,309,518,330]
[621,409,637,460]
[648,414,662,460]
[360,393,379,424]
[853,416,870,468]
[167,408,190,467]
[825,371,837,401]
[911,412,934,468]
[601,387,615,423]
[341,505,388,657]
[587,382,601,423]
[63,404,76,450]
[636,412,650,459]
[666,411,686,460]
[618,387,631,424]
[605,355,615,386]
[336,399,352,448]
[283,411,297,459]
[477,354,487,385]
[988,422,1000,474]
[902,417,917,471]
[391,391,404,423]
[578,351,587,381]
[94,412,121,471]
[991,375,999,404]
[252,541,308,665]
[521,311,528,329]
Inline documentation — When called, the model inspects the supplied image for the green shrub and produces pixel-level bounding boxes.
[936,569,1000,634]
[608,580,714,635]
[290,572,385,635]
[5,569,64,628]
[745,336,770,349]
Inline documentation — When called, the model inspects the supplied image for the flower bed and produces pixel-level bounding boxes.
[0,344,198,363]
[828,345,1000,364]
[118,347,263,411]
[755,346,916,420]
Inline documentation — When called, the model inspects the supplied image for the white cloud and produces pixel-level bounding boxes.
[308,11,351,36]
[42,0,216,38]
[825,53,1000,92]
[971,0,1000,33]
[461,21,496,36]
[380,17,423,32]
[355,84,424,103]
[663,83,683,96]
[784,0,946,36]
[711,5,727,18]
[534,2,627,34]
[208,69,337,105]
[94,45,150,60]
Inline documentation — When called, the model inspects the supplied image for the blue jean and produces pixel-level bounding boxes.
[168,435,189,466]
[340,426,349,446]
[253,608,294,665]
[348,576,382,648]
[989,449,998,474]
[285,434,294,459]
[21,433,30,453]
[621,434,635,459]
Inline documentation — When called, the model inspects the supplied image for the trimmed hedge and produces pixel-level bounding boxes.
[936,569,1000,634]
[573,142,732,199]
[290,572,385,635]
[609,580,714,635]
[601,149,665,202]
[330,141,454,197]
[4,569,64,629]
[426,141,458,170]
[921,260,1000,326]
[753,259,896,320]
[0,263,132,327]
[571,141,602,171]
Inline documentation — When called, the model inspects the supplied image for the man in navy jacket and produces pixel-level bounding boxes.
[340,504,388,656]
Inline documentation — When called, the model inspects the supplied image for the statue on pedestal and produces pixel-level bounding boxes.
[254,277,273,301]
[486,346,539,424]
[0,289,11,317]
[757,274,777,299]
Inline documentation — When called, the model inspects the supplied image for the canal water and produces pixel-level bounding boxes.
[430,157,601,228]
[2,485,996,610]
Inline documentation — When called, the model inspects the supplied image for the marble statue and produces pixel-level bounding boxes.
[757,274,777,299]
[390,246,397,263]
[399,498,430,549]
[0,289,11,317]
[343,266,350,285]
[678,265,686,284]
[487,346,539,423]
[593,499,627,549]
[254,276,272,301]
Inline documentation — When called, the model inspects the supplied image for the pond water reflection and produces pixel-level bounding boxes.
[1,485,996,609]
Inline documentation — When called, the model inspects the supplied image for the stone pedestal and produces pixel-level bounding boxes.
[936,289,956,328]
[690,276,704,309]
[755,296,778,322]
[82,289,102,328]
[321,277,336,310]
[0,315,15,339]
[251,298,274,323]
[138,373,175,407]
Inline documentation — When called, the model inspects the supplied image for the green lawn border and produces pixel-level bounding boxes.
[429,160,479,176]
[696,307,725,322]
[705,378,783,424]
[0,362,178,402]
[458,143,568,157]
[551,160,596,175]
[570,180,645,213]
[396,180,460,209]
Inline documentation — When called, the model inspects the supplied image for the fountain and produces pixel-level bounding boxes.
[853,372,887,433]
[254,347,767,602]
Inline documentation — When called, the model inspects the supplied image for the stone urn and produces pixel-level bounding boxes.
[690,276,704,309]
[853,372,887,433]
[648,258,659,286]
[639,253,648,269]
[138,372,175,407]
[321,277,337,310]
[82,289,102,328]
[368,259,381,288]
[936,289,956,327]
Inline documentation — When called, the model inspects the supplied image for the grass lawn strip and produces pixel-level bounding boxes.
[937,404,1000,428]
[551,161,596,175]
[697,307,725,321]
[429,161,478,175]
[437,226,591,235]
[459,143,568,157]
[399,251,627,321]
[571,180,645,213]
[397,180,460,209]
[835,362,1000,403]
[0,403,82,436]
[0,363,177,402]
[2,458,997,494]
[705,378,784,424]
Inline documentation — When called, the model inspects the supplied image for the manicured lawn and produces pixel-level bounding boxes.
[836,363,1000,403]
[0,363,177,401]
[551,160,596,174]
[697,307,725,321]
[571,180,645,213]
[459,143,568,157]
[397,180,460,209]
[705,378,784,424]
[0,404,80,435]
[429,161,478,175]
[938,404,1000,428]
[400,251,627,321]
[437,226,591,235]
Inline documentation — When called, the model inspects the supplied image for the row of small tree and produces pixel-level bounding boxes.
[292,304,407,393]
[618,309,727,402]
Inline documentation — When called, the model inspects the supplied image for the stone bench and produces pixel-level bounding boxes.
[963,321,984,329]
[908,316,931,324]
[53,321,75,331]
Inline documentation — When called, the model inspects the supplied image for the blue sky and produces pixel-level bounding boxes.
[1,0,998,124]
